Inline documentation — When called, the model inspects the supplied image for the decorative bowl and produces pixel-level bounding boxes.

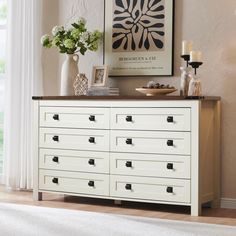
[136,88,177,96]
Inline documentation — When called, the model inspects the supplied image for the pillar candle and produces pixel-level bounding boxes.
[182,41,193,55]
[190,51,202,62]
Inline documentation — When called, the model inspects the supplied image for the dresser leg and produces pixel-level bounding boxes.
[191,204,201,216]
[33,191,42,201]
[114,200,122,205]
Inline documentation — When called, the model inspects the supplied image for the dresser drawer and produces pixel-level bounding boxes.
[111,131,191,155]
[39,170,109,196]
[110,153,190,179]
[111,108,191,131]
[40,107,110,129]
[39,149,109,174]
[39,128,109,152]
[110,175,190,203]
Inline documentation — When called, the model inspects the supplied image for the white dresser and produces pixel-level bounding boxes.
[32,96,221,216]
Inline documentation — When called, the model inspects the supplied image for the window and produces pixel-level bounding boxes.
[0,0,7,176]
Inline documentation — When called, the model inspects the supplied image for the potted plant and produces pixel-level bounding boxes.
[41,18,103,95]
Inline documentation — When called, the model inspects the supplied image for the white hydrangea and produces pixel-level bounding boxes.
[78,17,86,25]
[52,26,64,36]
[40,34,49,45]
[80,32,90,43]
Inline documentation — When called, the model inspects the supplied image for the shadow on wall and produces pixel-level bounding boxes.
[109,0,184,96]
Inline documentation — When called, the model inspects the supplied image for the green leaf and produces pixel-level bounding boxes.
[60,49,66,53]
[80,47,87,55]
[72,23,79,29]
[59,45,67,53]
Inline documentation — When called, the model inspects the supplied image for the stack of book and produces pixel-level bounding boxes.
[87,87,120,96]
[109,87,120,96]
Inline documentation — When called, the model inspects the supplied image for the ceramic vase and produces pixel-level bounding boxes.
[60,54,79,96]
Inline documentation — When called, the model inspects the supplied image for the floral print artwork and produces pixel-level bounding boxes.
[112,0,165,52]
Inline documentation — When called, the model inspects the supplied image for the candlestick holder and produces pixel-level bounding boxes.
[181,55,190,67]
[189,62,203,75]
[188,62,203,96]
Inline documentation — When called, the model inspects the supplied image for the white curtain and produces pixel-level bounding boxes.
[4,0,43,189]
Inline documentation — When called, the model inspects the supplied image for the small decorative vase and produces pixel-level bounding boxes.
[188,75,202,96]
[73,73,88,96]
[60,54,79,96]
[180,67,192,96]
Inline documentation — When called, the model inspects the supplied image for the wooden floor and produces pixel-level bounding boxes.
[0,186,235,226]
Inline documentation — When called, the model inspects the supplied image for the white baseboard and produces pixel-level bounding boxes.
[221,198,236,209]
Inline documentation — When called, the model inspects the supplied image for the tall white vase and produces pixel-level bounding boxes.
[60,54,79,96]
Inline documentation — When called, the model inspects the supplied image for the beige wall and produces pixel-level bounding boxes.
[42,0,60,95]
[42,0,236,199]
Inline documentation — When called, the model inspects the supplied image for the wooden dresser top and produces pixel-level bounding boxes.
[32,96,221,101]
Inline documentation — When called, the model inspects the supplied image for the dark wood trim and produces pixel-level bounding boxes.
[32,95,221,101]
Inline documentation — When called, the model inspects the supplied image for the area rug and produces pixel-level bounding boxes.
[0,203,235,236]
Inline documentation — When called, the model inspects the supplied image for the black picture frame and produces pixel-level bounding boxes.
[104,0,175,77]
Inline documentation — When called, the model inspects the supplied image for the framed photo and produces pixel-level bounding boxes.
[104,0,174,77]
[91,66,109,87]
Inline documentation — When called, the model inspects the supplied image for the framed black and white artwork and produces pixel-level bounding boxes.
[104,0,174,77]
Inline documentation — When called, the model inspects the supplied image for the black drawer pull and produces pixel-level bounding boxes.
[52,136,59,142]
[89,137,95,143]
[126,161,132,168]
[126,138,132,145]
[167,140,174,146]
[53,114,59,120]
[89,115,95,122]
[88,181,95,187]
[167,116,174,123]
[52,178,58,184]
[167,163,174,170]
[125,184,132,190]
[52,156,59,163]
[167,187,173,193]
[88,159,95,165]
[126,116,133,122]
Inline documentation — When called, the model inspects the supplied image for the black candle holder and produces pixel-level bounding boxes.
[189,62,203,75]
[181,55,190,67]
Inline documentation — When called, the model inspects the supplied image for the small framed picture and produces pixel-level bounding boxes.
[91,66,108,87]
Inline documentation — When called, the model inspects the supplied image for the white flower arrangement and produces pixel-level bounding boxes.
[41,18,103,55]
